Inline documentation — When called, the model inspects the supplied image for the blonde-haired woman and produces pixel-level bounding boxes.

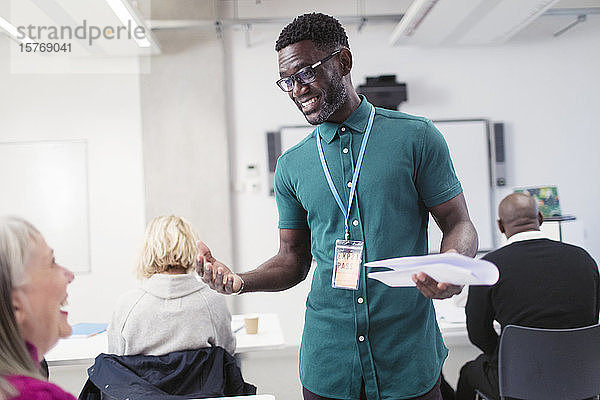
[0,216,76,400]
[107,215,235,356]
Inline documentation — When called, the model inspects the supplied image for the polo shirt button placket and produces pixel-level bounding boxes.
[358,335,365,342]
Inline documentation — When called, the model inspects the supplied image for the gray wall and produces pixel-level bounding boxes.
[140,29,234,266]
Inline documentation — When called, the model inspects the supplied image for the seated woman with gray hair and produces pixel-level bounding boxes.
[0,216,76,400]
[108,215,235,356]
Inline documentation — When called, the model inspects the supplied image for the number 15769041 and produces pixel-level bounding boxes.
[19,42,71,53]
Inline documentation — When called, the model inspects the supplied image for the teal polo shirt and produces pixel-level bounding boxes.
[274,97,462,399]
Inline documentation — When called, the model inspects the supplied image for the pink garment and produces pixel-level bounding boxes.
[3,343,76,400]
[5,375,77,400]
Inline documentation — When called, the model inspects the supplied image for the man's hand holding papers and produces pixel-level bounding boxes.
[366,252,499,299]
[412,272,464,299]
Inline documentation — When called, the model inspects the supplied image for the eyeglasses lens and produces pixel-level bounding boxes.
[278,67,316,92]
[296,67,315,84]
[279,78,293,91]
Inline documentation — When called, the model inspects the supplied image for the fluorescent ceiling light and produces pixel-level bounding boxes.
[104,0,151,48]
[389,0,440,43]
[390,0,562,46]
[0,15,36,44]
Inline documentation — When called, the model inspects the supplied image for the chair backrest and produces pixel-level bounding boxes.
[79,347,257,400]
[498,324,600,400]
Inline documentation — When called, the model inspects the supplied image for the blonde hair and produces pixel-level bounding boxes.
[0,216,44,398]
[137,215,199,279]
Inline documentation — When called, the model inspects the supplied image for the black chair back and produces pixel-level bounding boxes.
[498,324,600,400]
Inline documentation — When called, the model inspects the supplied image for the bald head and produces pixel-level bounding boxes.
[497,193,543,239]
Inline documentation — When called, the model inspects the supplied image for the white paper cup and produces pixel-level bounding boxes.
[244,315,259,334]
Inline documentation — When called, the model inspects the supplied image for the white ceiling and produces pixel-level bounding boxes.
[141,0,599,20]
[144,0,600,45]
[141,0,600,18]
[1,0,599,55]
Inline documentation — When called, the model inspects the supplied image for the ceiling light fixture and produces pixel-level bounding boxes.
[553,14,586,37]
[0,15,36,44]
[389,0,440,43]
[390,0,563,46]
[104,0,151,47]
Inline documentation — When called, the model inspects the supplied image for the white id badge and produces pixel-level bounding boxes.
[332,240,364,290]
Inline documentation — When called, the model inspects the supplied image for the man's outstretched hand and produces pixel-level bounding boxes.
[411,248,463,299]
[411,272,463,299]
[196,240,243,295]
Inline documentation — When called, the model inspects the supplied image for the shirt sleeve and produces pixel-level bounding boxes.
[415,120,463,208]
[465,260,499,355]
[274,154,309,230]
[592,257,600,320]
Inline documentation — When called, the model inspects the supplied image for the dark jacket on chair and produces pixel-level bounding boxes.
[78,347,256,400]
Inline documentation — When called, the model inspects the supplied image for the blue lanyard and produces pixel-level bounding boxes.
[316,105,375,240]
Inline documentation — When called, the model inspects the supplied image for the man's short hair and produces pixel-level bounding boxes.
[275,12,349,52]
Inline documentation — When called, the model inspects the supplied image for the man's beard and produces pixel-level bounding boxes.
[305,73,347,125]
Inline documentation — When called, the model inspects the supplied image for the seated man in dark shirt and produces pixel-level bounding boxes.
[455,192,600,400]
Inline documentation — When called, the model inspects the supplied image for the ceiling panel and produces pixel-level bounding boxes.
[3,0,598,53]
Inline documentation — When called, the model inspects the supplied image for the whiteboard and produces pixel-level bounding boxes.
[428,120,495,252]
[0,140,91,272]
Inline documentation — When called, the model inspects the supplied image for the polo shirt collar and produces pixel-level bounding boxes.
[506,229,550,245]
[318,95,373,144]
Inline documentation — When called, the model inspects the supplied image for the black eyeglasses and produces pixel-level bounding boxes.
[276,49,342,92]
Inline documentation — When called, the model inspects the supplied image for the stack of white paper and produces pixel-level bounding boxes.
[366,252,498,287]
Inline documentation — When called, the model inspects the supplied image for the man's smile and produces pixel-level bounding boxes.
[298,95,320,115]
[301,97,318,108]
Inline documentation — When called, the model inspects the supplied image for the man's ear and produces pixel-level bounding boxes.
[497,219,505,234]
[339,48,353,76]
[537,211,544,226]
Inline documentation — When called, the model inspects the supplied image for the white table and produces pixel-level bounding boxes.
[435,299,501,345]
[46,306,468,366]
[45,313,285,367]
[435,300,470,346]
[231,313,285,353]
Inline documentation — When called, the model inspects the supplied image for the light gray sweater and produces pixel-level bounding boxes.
[107,273,236,356]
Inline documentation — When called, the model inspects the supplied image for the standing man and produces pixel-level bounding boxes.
[199,13,478,400]
[456,193,600,400]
